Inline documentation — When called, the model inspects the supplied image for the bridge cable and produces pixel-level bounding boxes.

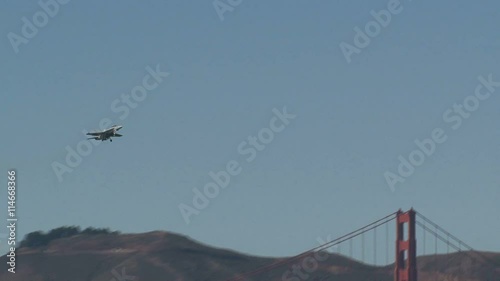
[416,220,500,268]
[223,212,398,281]
[361,232,365,262]
[374,227,377,265]
[422,220,426,256]
[386,221,389,265]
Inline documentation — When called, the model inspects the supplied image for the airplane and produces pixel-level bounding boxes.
[86,125,123,142]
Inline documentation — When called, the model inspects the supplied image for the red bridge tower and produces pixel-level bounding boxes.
[394,209,417,281]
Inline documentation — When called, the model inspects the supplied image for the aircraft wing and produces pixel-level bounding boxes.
[102,128,116,134]
[86,132,103,136]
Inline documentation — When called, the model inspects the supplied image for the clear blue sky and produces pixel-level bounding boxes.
[1,0,499,259]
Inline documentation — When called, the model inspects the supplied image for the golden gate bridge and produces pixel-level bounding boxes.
[224,209,500,281]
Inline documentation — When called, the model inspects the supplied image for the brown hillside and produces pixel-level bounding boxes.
[1,231,498,281]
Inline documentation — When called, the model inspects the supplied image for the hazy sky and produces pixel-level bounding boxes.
[1,0,499,259]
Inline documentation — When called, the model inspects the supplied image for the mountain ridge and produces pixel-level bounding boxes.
[1,229,499,281]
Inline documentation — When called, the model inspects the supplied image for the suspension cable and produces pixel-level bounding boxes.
[223,212,398,281]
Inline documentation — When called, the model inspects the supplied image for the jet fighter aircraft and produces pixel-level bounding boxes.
[87,125,123,142]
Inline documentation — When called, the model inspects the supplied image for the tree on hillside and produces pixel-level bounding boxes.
[19,226,120,248]
[19,231,46,248]
[81,227,119,235]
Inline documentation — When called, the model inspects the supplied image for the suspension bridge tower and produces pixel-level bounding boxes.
[394,209,417,281]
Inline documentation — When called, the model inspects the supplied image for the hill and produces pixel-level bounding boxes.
[1,229,499,280]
